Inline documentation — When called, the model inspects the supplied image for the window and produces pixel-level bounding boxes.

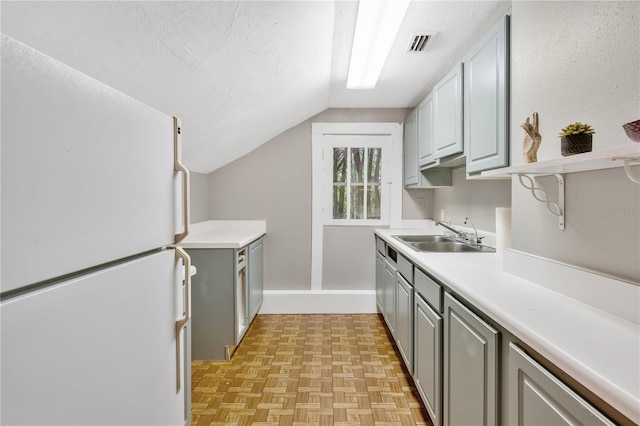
[322,134,390,226]
[331,147,382,220]
[311,122,402,289]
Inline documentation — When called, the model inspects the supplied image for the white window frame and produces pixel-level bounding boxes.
[311,122,403,290]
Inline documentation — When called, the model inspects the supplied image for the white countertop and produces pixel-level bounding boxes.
[180,220,266,249]
[375,227,640,424]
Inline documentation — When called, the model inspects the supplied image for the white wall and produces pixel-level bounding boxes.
[432,168,511,232]
[509,1,640,283]
[207,108,410,292]
[189,171,209,224]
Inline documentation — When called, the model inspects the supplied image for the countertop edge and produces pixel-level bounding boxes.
[180,220,267,248]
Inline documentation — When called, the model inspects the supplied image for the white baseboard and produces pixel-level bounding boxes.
[260,290,377,314]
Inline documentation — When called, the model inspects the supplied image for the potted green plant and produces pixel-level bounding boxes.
[558,122,595,156]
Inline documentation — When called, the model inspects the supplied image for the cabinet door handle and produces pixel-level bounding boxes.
[174,117,190,243]
[174,246,192,392]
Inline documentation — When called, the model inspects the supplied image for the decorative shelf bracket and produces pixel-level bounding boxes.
[613,158,640,184]
[517,173,565,230]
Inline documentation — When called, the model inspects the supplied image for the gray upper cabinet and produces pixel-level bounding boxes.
[507,343,615,426]
[404,101,453,188]
[465,14,510,173]
[418,93,435,167]
[404,108,419,186]
[433,63,464,159]
[444,292,499,426]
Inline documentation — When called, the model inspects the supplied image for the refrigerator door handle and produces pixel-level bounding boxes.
[174,117,190,243]
[174,246,192,392]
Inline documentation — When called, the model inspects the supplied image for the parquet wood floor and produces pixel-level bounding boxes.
[191,314,433,426]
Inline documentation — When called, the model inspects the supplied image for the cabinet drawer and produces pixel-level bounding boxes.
[508,343,614,425]
[397,254,413,284]
[375,236,385,255]
[414,268,442,312]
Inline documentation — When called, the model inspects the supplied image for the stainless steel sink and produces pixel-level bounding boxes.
[395,235,453,243]
[411,242,484,252]
[393,235,495,253]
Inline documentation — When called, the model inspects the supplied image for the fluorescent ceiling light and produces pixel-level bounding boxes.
[347,0,411,90]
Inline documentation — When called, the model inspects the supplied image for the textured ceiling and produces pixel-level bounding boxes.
[1,1,509,173]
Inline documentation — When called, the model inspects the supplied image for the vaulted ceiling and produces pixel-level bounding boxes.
[1,1,509,173]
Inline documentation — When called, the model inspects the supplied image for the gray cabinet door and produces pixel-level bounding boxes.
[507,343,615,426]
[465,14,510,173]
[404,108,419,186]
[414,294,442,426]
[433,63,463,159]
[249,238,264,320]
[375,252,385,311]
[444,293,499,426]
[384,259,397,336]
[418,93,435,167]
[188,248,235,360]
[396,274,414,373]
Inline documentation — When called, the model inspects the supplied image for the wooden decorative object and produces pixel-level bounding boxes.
[522,112,541,163]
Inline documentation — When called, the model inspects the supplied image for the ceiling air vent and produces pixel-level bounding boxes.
[408,34,432,53]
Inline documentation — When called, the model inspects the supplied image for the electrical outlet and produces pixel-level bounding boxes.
[417,197,424,209]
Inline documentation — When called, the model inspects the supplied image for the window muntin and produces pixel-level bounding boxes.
[327,141,386,225]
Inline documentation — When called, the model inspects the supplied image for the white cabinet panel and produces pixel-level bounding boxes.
[444,293,499,426]
[0,250,186,425]
[508,343,615,426]
[1,35,178,292]
[414,294,442,426]
[433,63,463,159]
[465,15,510,173]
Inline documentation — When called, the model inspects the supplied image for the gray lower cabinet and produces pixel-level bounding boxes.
[248,238,264,319]
[187,238,263,360]
[375,251,385,311]
[188,248,235,360]
[376,236,620,426]
[444,292,500,426]
[507,343,615,426]
[395,274,414,373]
[414,293,442,426]
[384,258,397,336]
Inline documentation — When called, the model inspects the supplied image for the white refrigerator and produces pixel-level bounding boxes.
[0,34,192,425]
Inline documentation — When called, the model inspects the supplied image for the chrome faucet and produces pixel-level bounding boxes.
[435,220,467,240]
[464,217,485,245]
[464,217,477,239]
